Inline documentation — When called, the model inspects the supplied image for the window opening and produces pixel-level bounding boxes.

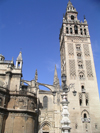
[71,15,74,20]
[0,98,2,106]
[18,62,20,68]
[70,28,72,34]
[81,85,84,90]
[86,99,88,106]
[75,124,78,129]
[66,27,69,34]
[84,29,87,35]
[43,96,48,109]
[95,124,97,129]
[80,28,83,35]
[74,25,78,34]
[84,113,87,118]
[79,72,84,80]
[76,45,81,51]
[77,53,81,59]
[80,99,82,106]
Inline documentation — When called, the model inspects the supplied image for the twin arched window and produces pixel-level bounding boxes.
[43,96,48,109]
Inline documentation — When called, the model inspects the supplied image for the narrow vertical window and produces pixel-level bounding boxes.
[75,124,78,129]
[43,96,48,109]
[74,25,78,34]
[70,28,72,34]
[0,98,2,106]
[95,124,97,129]
[66,27,69,34]
[81,85,84,92]
[80,28,83,35]
[84,29,87,35]
[86,99,88,106]
[80,99,82,106]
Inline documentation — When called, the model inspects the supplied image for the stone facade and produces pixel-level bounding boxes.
[0,1,100,133]
[0,53,37,133]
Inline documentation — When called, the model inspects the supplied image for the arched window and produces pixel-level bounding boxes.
[84,113,87,118]
[81,85,84,91]
[76,45,81,51]
[79,72,84,80]
[18,62,20,68]
[77,53,81,59]
[70,28,72,34]
[43,96,48,109]
[74,25,78,34]
[78,61,83,69]
[71,15,74,20]
[66,27,69,34]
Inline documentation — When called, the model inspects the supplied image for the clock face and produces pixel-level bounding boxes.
[71,15,74,20]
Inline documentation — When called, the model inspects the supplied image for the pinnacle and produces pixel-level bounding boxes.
[53,65,60,86]
[17,51,23,61]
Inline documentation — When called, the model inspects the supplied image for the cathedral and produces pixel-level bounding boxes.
[0,0,100,133]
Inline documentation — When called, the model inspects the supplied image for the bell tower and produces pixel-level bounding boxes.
[59,0,100,132]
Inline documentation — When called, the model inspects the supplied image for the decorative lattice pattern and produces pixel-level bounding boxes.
[68,44,74,56]
[69,60,76,79]
[86,60,93,78]
[83,44,90,56]
[79,93,82,99]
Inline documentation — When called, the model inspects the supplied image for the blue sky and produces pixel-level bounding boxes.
[0,0,100,95]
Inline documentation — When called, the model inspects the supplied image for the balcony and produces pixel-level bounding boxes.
[82,89,85,93]
[82,118,90,123]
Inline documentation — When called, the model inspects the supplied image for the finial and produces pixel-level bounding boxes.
[35,69,38,82]
[12,57,13,62]
[11,57,14,64]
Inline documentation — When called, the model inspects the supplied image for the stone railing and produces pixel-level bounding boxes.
[0,60,12,63]
[82,118,90,123]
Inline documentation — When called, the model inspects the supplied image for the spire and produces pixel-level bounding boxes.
[17,51,22,61]
[53,65,60,86]
[66,0,77,13]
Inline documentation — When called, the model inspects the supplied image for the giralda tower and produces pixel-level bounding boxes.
[59,1,100,133]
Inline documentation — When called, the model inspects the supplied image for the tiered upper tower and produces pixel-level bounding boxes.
[59,0,100,132]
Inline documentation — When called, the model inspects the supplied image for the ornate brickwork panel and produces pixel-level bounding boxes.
[67,37,87,42]
[61,42,66,74]
[68,43,74,56]
[86,60,93,79]
[83,44,90,56]
[69,60,76,79]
